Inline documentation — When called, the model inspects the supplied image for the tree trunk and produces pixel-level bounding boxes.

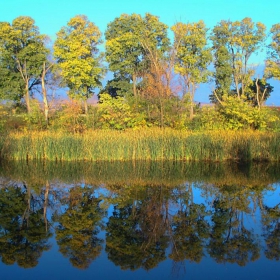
[42,64,49,123]
[132,73,137,97]
[189,85,195,120]
[84,100,88,115]
[159,98,164,128]
[25,82,31,114]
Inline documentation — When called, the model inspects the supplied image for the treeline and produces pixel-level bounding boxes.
[0,14,280,131]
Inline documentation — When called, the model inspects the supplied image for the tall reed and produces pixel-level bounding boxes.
[1,129,280,162]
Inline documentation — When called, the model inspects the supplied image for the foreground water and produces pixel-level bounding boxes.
[0,160,280,280]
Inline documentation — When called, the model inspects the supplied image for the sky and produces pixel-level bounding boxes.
[0,0,279,104]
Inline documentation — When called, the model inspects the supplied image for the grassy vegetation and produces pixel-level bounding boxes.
[1,128,280,162]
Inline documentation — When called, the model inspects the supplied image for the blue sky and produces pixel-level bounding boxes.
[1,0,279,104]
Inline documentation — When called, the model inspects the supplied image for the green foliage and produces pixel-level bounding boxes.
[0,17,49,112]
[24,99,47,130]
[97,93,146,129]
[100,77,133,98]
[218,96,278,130]
[265,23,280,80]
[54,15,104,104]
[0,105,8,132]
[191,106,227,130]
[211,18,266,101]
[172,21,212,118]
[243,78,273,107]
[105,13,170,97]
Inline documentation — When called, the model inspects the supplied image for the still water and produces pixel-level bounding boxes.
[0,160,280,280]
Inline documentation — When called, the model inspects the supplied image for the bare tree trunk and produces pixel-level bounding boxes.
[132,73,137,97]
[25,82,31,114]
[17,60,32,114]
[41,62,54,123]
[255,78,267,110]
[159,98,164,128]
[234,76,240,99]
[84,100,88,115]
[189,84,195,120]
[42,63,49,123]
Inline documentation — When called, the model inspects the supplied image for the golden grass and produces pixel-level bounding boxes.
[0,129,279,162]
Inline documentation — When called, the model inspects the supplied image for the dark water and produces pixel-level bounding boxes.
[0,160,280,280]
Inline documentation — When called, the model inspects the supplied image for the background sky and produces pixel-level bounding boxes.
[0,0,279,104]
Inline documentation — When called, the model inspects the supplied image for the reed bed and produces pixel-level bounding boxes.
[0,129,280,162]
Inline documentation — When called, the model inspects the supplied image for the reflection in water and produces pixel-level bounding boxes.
[0,184,52,268]
[262,202,280,260]
[169,188,210,263]
[54,186,104,269]
[0,160,279,273]
[106,187,169,270]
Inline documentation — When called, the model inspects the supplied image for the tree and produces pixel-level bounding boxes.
[211,18,266,103]
[0,16,49,113]
[265,23,280,80]
[244,78,273,109]
[210,25,232,103]
[171,21,212,119]
[54,15,103,114]
[105,13,170,98]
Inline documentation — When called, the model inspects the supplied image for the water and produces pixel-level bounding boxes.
[0,160,280,280]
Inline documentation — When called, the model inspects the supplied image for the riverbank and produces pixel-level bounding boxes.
[0,129,279,162]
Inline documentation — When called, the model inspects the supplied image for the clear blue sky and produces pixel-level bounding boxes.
[1,0,279,104]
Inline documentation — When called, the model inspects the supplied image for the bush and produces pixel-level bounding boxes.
[218,96,279,130]
[97,93,146,130]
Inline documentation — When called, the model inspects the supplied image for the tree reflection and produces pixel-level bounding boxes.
[0,160,279,271]
[105,186,169,270]
[207,185,261,266]
[54,186,105,269]
[0,184,52,268]
[169,184,210,263]
[262,201,280,260]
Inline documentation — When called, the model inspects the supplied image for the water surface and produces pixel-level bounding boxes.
[0,160,279,280]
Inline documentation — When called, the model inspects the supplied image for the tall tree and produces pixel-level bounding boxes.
[0,17,49,113]
[54,15,103,114]
[211,18,266,103]
[265,23,280,80]
[210,23,232,103]
[105,13,170,98]
[172,21,212,119]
